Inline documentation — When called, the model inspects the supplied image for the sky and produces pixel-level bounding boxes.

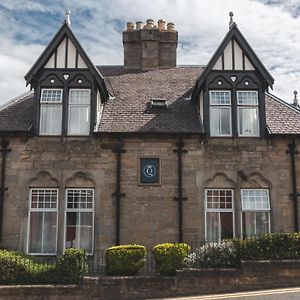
[0,0,300,104]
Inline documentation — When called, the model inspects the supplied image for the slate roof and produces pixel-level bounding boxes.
[265,93,300,135]
[97,66,205,133]
[0,66,300,135]
[0,92,34,132]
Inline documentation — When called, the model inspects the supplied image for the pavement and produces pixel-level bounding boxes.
[156,287,300,300]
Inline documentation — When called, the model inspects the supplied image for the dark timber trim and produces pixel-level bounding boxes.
[221,53,225,70]
[75,50,78,69]
[65,38,68,68]
[173,138,187,242]
[231,39,235,70]
[242,53,245,70]
[112,139,126,245]
[54,50,57,68]
[0,136,11,241]
[286,139,299,232]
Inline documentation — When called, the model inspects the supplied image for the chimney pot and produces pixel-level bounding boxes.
[126,22,134,31]
[146,19,155,29]
[167,22,175,31]
[158,19,166,31]
[136,21,143,30]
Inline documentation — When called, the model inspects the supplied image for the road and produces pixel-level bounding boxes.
[158,287,300,300]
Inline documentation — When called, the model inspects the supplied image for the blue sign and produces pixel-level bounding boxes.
[140,158,160,184]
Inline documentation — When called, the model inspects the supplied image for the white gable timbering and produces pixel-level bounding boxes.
[44,38,87,69]
[212,39,255,71]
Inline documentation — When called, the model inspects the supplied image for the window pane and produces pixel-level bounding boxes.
[210,107,231,136]
[241,189,270,210]
[40,105,62,135]
[69,90,91,104]
[29,212,43,253]
[29,211,57,254]
[242,211,270,238]
[43,212,57,253]
[206,212,219,241]
[41,89,62,103]
[220,212,233,239]
[237,91,258,105]
[66,212,93,253]
[67,190,94,209]
[206,189,233,209]
[68,106,90,135]
[238,107,259,136]
[210,91,231,105]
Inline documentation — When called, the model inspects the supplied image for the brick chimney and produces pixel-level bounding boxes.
[123,19,178,70]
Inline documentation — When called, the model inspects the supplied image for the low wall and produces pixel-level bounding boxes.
[1,261,300,300]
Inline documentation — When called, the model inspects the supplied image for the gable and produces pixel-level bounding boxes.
[44,37,88,69]
[25,22,109,100]
[212,39,255,71]
[192,23,274,101]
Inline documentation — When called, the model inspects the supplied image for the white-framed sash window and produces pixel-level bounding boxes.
[27,188,58,255]
[205,189,235,241]
[241,189,271,238]
[39,89,63,135]
[68,89,91,135]
[209,91,232,136]
[237,91,259,136]
[64,189,94,254]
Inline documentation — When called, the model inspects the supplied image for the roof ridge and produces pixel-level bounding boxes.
[0,91,33,112]
[266,92,300,115]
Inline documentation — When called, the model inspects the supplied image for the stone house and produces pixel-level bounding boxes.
[0,14,300,256]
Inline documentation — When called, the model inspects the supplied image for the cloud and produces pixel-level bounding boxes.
[0,0,300,104]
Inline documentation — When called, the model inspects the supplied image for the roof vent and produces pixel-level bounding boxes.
[150,98,168,108]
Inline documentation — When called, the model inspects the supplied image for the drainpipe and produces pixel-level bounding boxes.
[112,139,126,245]
[286,139,299,232]
[0,135,11,242]
[173,138,187,242]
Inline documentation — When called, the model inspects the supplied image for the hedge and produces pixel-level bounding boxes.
[105,244,146,275]
[153,243,190,275]
[184,233,300,269]
[0,248,87,284]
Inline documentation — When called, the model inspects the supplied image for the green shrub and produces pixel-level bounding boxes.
[105,244,146,275]
[0,248,87,284]
[153,243,190,275]
[184,241,239,269]
[233,233,300,260]
[56,248,88,283]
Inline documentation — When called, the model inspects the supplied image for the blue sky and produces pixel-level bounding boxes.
[0,0,300,104]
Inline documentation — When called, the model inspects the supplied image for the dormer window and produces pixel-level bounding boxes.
[67,89,91,135]
[209,91,232,136]
[40,89,63,135]
[237,91,259,136]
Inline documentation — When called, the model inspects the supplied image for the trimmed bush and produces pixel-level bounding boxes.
[0,248,87,284]
[184,241,239,269]
[105,244,146,275]
[234,233,300,260]
[153,243,190,275]
[55,248,88,283]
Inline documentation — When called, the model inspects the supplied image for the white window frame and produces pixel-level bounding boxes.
[204,189,235,241]
[67,89,91,136]
[64,188,95,255]
[209,90,232,137]
[237,90,260,137]
[27,188,58,255]
[240,189,271,238]
[39,88,63,136]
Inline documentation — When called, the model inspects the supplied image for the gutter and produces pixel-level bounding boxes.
[111,139,126,245]
[286,139,299,232]
[0,135,11,242]
[173,138,188,242]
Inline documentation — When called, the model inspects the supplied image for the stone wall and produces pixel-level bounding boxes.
[0,134,298,253]
[1,261,300,299]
